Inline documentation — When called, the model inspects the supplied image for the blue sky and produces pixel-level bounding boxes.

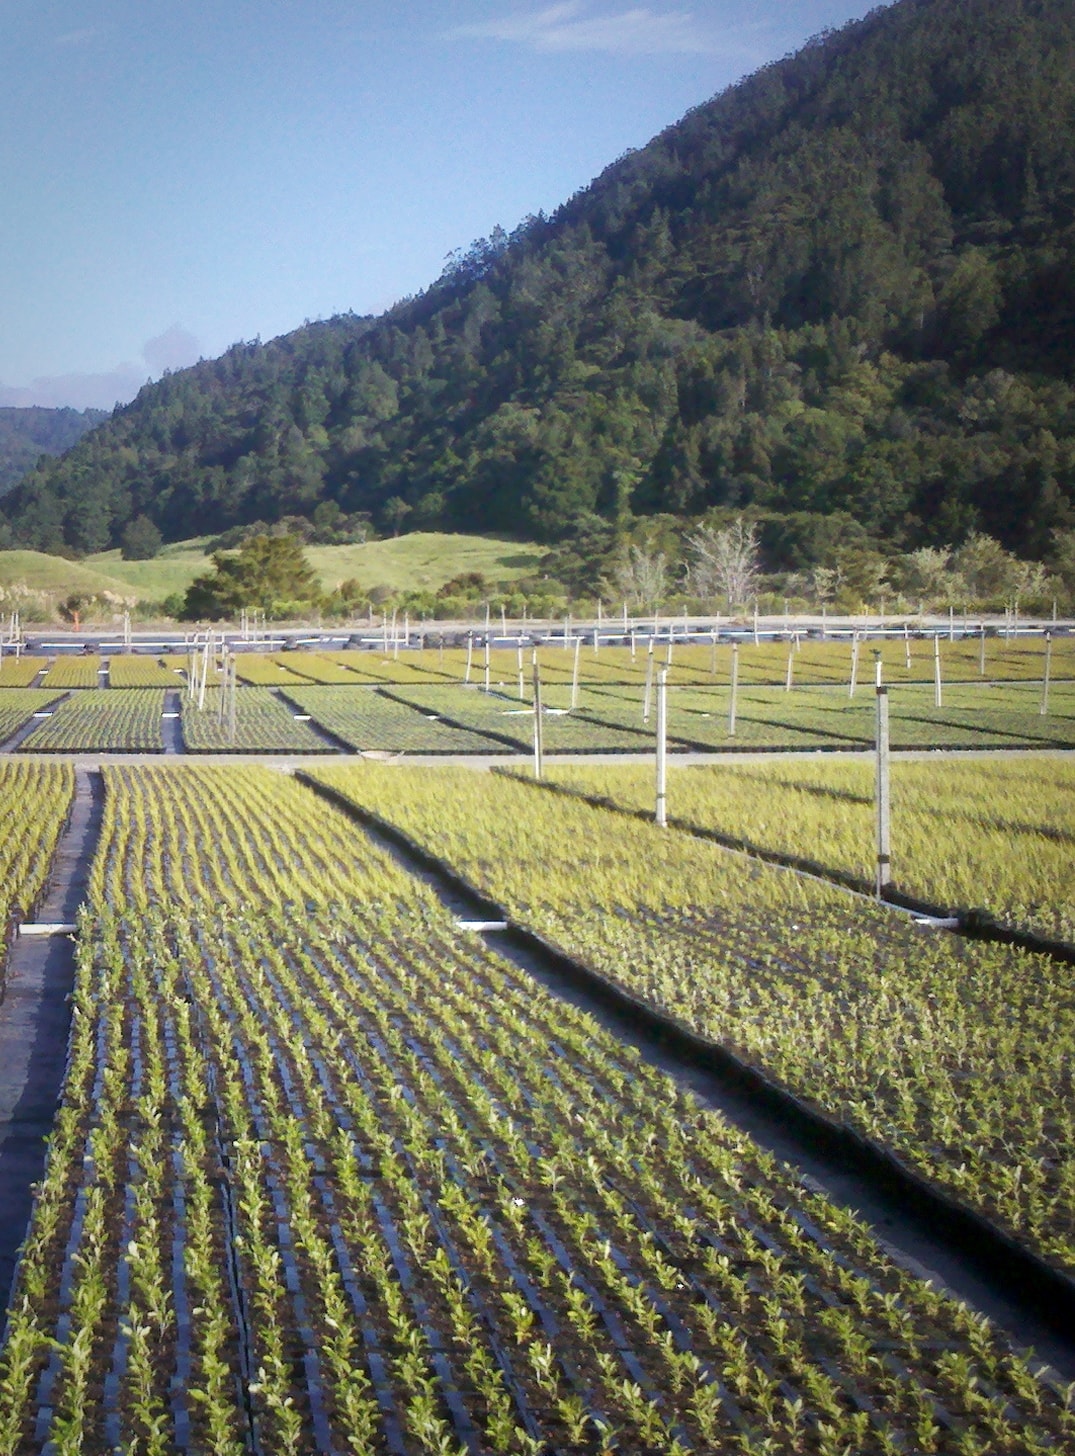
[1,1,881,410]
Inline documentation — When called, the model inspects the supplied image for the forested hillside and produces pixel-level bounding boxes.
[0,406,105,496]
[4,0,1074,572]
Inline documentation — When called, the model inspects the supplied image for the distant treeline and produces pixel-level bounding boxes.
[0,406,106,496]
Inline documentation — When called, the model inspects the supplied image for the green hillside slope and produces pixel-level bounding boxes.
[0,406,106,496]
[0,532,548,609]
[4,0,1074,569]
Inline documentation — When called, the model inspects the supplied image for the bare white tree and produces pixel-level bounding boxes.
[810,564,842,606]
[613,545,668,613]
[687,518,760,610]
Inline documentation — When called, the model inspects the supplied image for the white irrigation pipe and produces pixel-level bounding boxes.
[728,642,739,737]
[1041,631,1052,716]
[875,686,891,898]
[532,657,544,780]
[655,666,668,828]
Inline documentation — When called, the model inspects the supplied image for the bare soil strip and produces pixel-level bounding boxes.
[0,768,103,1313]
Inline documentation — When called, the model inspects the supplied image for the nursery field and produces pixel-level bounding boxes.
[1,762,1071,1455]
[0,759,73,938]
[0,672,1071,754]
[16,690,166,753]
[283,685,509,754]
[107,657,182,689]
[179,685,330,754]
[540,757,1075,941]
[0,634,1070,756]
[0,657,46,688]
[431,634,1075,690]
[39,656,105,690]
[0,691,63,745]
[299,651,460,686]
[233,654,313,687]
[313,764,1075,1281]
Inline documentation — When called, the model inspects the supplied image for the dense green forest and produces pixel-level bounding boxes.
[3,0,1074,585]
[0,406,105,495]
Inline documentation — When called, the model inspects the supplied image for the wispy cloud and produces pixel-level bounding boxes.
[0,366,144,413]
[452,3,721,56]
[142,324,201,376]
[55,27,98,47]
[0,327,202,412]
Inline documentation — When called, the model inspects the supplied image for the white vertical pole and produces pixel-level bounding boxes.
[875,686,891,898]
[464,636,473,684]
[501,604,507,636]
[848,634,859,699]
[979,623,986,676]
[933,635,943,708]
[228,653,237,744]
[1041,631,1052,716]
[643,643,654,724]
[630,629,636,660]
[483,635,490,693]
[785,639,794,692]
[655,667,668,827]
[571,636,581,709]
[753,601,759,645]
[532,658,543,780]
[874,649,883,689]
[904,622,911,671]
[728,642,739,736]
[517,645,525,700]
[948,605,954,642]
